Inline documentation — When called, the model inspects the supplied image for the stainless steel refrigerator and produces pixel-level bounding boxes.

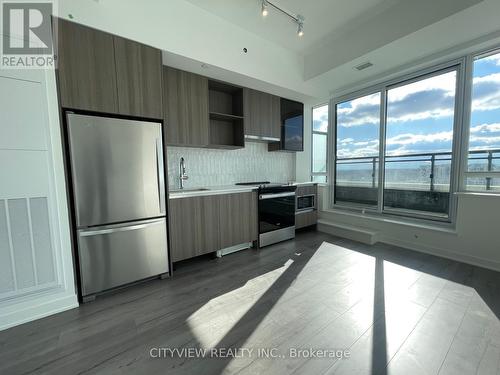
[66,113,169,300]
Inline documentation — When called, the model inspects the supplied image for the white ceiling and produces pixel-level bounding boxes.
[63,0,500,102]
[184,0,394,54]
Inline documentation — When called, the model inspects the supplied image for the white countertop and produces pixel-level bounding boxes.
[168,182,317,199]
[289,182,318,186]
[169,185,258,199]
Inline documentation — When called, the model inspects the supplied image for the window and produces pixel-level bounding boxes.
[333,66,461,221]
[465,50,500,191]
[312,104,328,182]
[384,69,458,217]
[335,92,381,207]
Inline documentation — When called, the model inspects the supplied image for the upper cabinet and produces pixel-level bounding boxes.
[114,36,163,119]
[56,18,118,114]
[208,81,245,149]
[56,18,162,119]
[163,66,210,146]
[243,88,281,141]
[269,98,304,152]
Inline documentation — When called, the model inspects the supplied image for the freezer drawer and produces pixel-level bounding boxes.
[77,218,168,296]
[67,113,165,227]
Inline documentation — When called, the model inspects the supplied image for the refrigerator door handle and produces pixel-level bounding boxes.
[156,138,166,214]
[79,218,165,237]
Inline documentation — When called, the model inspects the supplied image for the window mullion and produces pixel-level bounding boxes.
[459,54,474,192]
[377,89,387,213]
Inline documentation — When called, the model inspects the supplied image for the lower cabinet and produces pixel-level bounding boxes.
[168,192,258,262]
[219,193,258,249]
[295,210,318,230]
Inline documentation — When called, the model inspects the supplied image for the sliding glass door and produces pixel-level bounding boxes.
[332,65,461,221]
[384,69,458,217]
[334,92,381,208]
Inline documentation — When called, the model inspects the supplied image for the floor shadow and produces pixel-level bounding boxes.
[336,237,500,320]
[173,239,320,374]
[372,257,388,375]
[2,230,500,374]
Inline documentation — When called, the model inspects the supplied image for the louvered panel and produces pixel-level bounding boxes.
[0,201,15,294]
[0,197,58,300]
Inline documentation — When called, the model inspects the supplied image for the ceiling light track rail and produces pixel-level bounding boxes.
[261,0,304,36]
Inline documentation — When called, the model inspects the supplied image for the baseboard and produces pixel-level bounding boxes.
[317,217,500,273]
[380,235,500,273]
[0,292,78,331]
[317,220,379,245]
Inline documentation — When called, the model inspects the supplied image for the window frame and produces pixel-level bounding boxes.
[329,59,467,224]
[461,47,500,192]
[311,102,329,183]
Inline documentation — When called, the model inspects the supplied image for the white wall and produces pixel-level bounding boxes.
[167,142,295,188]
[0,65,77,331]
[319,188,500,271]
[57,0,321,99]
[295,101,315,182]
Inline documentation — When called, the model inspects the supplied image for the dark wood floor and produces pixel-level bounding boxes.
[1,230,500,375]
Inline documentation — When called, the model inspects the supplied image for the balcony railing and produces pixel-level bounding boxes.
[336,148,500,191]
[334,149,500,214]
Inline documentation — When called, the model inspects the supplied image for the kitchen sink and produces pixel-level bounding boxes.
[170,188,210,193]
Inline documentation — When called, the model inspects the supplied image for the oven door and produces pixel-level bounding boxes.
[258,192,296,234]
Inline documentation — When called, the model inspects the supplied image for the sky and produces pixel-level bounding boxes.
[333,52,500,160]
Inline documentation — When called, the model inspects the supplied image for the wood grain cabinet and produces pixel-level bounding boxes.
[168,195,219,262]
[168,192,258,262]
[219,192,258,249]
[56,18,163,119]
[57,18,118,114]
[243,88,281,141]
[163,66,210,146]
[114,36,162,118]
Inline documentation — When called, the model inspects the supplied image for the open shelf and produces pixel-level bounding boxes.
[208,79,244,149]
[209,112,244,121]
[209,118,244,149]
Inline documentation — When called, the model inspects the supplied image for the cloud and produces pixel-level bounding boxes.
[470,122,500,134]
[337,72,457,127]
[483,53,500,66]
[337,122,500,159]
[336,138,379,158]
[386,131,453,146]
[337,93,380,127]
[336,66,500,130]
[313,104,329,132]
[469,122,500,148]
[387,88,455,123]
[472,73,500,112]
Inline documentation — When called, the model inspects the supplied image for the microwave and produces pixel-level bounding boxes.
[296,194,315,212]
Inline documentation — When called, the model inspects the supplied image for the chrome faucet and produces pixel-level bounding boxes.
[179,157,188,189]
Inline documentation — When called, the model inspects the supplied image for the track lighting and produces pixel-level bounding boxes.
[261,0,268,17]
[259,0,304,37]
[297,16,304,37]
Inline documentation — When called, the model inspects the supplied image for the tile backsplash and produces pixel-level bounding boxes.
[167,142,296,188]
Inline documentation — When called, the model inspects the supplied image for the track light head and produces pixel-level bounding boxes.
[261,0,269,16]
[297,15,304,37]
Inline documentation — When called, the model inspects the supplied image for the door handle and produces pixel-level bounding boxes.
[156,138,166,214]
[78,218,165,237]
[259,192,296,200]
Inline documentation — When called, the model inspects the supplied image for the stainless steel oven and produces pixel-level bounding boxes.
[258,185,296,247]
[296,194,315,212]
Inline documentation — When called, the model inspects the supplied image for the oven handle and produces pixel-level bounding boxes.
[259,192,296,200]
